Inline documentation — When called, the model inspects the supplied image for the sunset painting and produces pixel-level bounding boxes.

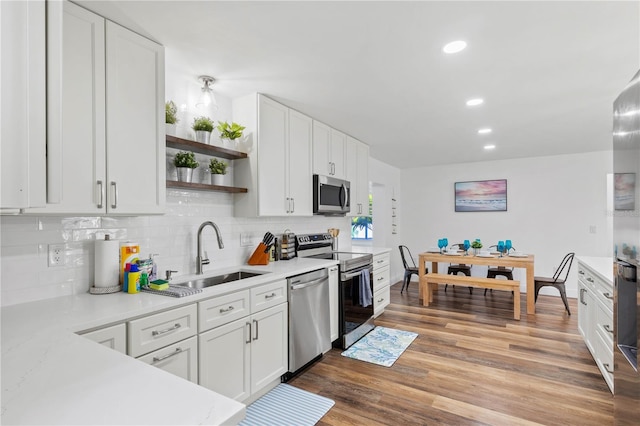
[455,179,507,212]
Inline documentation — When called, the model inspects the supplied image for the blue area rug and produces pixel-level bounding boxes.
[239,383,335,426]
[341,326,418,367]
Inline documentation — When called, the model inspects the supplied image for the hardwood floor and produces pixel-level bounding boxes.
[289,281,613,425]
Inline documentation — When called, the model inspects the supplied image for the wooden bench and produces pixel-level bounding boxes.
[421,273,521,320]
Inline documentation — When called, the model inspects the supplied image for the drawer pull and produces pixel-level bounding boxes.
[604,363,614,374]
[265,292,276,299]
[220,306,234,313]
[603,292,613,300]
[604,324,614,334]
[377,276,384,281]
[578,270,585,275]
[377,298,384,303]
[377,260,384,264]
[152,323,181,336]
[587,277,594,283]
[152,347,183,363]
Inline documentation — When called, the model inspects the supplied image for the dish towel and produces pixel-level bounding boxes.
[359,269,373,307]
[140,284,202,298]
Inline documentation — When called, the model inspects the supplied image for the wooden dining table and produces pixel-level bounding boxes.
[418,251,537,315]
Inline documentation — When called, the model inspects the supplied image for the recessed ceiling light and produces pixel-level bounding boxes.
[466,98,484,107]
[484,144,496,150]
[478,128,492,134]
[443,40,467,54]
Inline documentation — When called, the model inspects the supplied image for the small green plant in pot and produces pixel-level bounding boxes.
[165,101,179,136]
[192,116,214,144]
[174,151,199,183]
[216,121,245,142]
[471,239,483,255]
[209,158,228,186]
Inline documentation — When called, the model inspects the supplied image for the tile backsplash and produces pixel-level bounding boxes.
[0,190,350,306]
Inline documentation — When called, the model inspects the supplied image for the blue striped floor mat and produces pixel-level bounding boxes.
[239,383,335,426]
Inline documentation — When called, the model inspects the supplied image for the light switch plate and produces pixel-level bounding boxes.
[240,232,253,247]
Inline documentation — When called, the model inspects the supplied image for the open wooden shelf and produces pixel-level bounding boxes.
[166,180,248,193]
[166,135,248,160]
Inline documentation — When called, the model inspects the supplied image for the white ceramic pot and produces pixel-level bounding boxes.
[165,123,176,136]
[211,173,225,186]
[194,130,211,144]
[176,167,194,183]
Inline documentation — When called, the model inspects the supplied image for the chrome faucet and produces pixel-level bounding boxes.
[196,221,224,274]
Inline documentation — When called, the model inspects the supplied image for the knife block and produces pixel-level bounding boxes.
[247,243,270,265]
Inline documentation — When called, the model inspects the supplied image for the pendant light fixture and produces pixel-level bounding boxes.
[196,75,217,109]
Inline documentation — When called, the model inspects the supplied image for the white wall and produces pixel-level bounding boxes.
[400,150,613,298]
[353,157,404,284]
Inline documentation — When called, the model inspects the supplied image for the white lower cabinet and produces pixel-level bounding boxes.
[577,259,614,393]
[137,336,198,384]
[198,280,288,402]
[81,323,126,354]
[328,265,339,342]
[372,252,391,317]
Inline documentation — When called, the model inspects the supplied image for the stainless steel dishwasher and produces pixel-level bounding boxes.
[287,268,331,377]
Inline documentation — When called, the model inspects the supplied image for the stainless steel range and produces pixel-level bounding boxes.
[297,233,375,349]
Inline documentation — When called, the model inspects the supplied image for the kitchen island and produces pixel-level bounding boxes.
[1,257,338,425]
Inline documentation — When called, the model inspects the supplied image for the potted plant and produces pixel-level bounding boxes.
[173,151,199,183]
[165,101,179,136]
[192,116,214,144]
[209,158,228,186]
[216,121,245,144]
[471,239,483,255]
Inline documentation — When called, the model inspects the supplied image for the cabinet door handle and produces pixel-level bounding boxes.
[246,322,251,344]
[291,197,295,213]
[152,323,181,336]
[603,363,614,374]
[328,162,332,175]
[603,292,613,300]
[110,181,118,209]
[286,197,290,213]
[253,319,259,341]
[152,347,183,363]
[579,288,586,305]
[97,180,104,208]
[219,306,234,313]
[604,324,614,334]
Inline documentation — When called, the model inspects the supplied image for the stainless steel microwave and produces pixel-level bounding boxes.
[313,175,350,215]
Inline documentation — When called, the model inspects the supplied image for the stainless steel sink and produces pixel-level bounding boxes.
[176,271,266,289]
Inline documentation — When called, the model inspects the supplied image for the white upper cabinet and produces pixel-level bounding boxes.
[312,121,346,180]
[0,0,46,210]
[27,0,164,215]
[346,136,370,216]
[233,94,312,217]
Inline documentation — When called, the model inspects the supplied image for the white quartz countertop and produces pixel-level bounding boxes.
[577,256,613,283]
[348,246,392,256]
[1,257,338,425]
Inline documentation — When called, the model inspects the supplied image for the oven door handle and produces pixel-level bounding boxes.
[341,266,372,281]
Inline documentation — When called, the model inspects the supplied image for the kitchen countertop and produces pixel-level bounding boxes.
[1,257,338,425]
[577,256,613,284]
[348,246,392,256]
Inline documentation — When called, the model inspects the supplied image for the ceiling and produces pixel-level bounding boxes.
[78,1,640,169]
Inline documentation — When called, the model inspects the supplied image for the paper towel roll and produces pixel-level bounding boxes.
[95,236,120,288]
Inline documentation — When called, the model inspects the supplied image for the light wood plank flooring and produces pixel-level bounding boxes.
[289,280,613,425]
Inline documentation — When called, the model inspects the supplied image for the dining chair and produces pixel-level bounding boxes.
[446,243,472,294]
[534,252,575,315]
[398,245,427,294]
[484,244,515,295]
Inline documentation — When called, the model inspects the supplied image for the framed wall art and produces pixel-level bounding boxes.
[614,173,635,211]
[454,179,507,212]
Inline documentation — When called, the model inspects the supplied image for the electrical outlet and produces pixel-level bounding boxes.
[48,244,66,267]
[240,232,253,247]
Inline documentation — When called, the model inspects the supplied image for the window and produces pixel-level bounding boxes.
[351,193,372,240]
